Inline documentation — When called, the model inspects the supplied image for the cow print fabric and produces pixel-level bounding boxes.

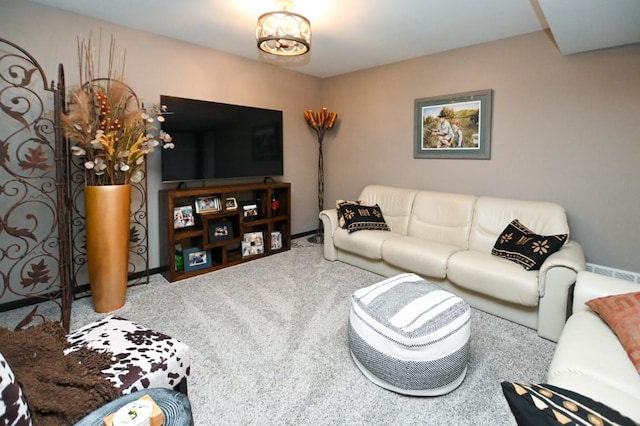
[0,352,32,426]
[64,315,190,394]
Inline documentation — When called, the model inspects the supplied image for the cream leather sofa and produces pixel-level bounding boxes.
[320,185,586,342]
[547,271,640,422]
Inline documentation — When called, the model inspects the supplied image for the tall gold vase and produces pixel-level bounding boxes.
[84,184,131,313]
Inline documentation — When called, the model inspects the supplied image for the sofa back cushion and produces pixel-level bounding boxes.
[0,352,32,426]
[407,191,476,249]
[468,196,570,253]
[358,185,418,235]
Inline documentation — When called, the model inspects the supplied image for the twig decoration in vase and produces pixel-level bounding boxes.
[61,35,174,312]
[304,107,338,244]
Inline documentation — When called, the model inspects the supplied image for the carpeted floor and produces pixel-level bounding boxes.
[1,238,556,425]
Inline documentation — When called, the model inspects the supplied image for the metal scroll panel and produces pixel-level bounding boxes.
[67,84,150,298]
[0,38,71,331]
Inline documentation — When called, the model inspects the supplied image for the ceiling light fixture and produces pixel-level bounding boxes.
[256,0,311,56]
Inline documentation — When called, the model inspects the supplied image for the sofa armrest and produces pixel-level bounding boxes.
[572,271,640,315]
[319,208,339,261]
[536,240,586,341]
[539,240,586,296]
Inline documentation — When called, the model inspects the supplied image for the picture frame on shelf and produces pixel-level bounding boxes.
[242,201,260,221]
[242,231,264,257]
[271,231,282,250]
[414,89,492,159]
[195,196,221,214]
[208,218,234,242]
[174,205,196,229]
[174,244,184,272]
[226,197,238,210]
[183,247,212,272]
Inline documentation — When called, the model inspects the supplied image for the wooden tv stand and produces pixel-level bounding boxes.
[160,181,290,282]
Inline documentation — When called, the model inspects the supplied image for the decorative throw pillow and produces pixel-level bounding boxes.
[491,219,567,270]
[339,204,390,233]
[586,291,640,373]
[501,382,636,426]
[336,199,361,229]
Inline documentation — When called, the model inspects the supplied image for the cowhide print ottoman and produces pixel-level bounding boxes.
[348,273,470,396]
[0,352,32,425]
[65,316,190,395]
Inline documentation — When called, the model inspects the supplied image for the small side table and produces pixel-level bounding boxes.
[74,388,193,426]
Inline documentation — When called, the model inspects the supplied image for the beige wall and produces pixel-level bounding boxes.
[3,1,639,272]
[1,0,323,269]
[322,31,640,272]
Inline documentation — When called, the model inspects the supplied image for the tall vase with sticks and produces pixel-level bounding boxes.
[304,108,338,244]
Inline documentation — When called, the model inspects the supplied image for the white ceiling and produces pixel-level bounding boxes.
[27,0,640,78]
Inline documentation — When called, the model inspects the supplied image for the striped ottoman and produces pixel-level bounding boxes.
[348,273,471,396]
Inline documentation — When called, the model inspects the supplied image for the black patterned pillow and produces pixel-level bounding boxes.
[492,220,567,270]
[339,204,390,233]
[501,382,636,426]
[336,199,361,229]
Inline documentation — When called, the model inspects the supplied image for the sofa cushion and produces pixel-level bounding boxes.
[468,196,569,254]
[339,204,390,233]
[381,236,461,279]
[491,220,567,271]
[447,250,540,306]
[586,291,640,372]
[546,310,640,421]
[357,185,418,234]
[0,352,32,426]
[407,191,476,249]
[501,382,636,426]
[333,228,400,260]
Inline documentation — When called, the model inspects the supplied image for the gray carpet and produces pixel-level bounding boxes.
[1,238,556,425]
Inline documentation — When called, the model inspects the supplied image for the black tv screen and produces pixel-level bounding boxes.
[160,95,283,182]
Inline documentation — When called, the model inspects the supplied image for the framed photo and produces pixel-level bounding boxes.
[242,201,260,221]
[208,219,234,242]
[414,89,492,159]
[173,205,196,229]
[226,197,238,211]
[242,232,264,257]
[183,247,212,272]
[195,196,221,213]
[271,231,282,250]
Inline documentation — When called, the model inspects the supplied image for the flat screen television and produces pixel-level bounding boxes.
[160,95,283,183]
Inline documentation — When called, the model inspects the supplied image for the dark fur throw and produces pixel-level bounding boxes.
[0,321,121,425]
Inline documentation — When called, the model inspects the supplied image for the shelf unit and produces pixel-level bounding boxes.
[160,181,291,282]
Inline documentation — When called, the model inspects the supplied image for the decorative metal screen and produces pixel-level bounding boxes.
[0,38,71,331]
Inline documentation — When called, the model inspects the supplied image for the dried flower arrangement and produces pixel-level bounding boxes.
[61,35,173,185]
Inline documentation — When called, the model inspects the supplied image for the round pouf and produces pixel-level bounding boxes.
[348,273,471,396]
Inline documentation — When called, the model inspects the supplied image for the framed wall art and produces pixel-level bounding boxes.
[414,89,492,159]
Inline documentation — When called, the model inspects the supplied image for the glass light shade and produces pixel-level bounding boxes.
[256,11,311,56]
